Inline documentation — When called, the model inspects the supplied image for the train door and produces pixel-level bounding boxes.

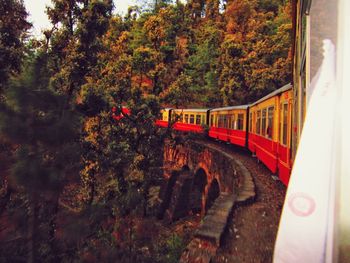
[247,110,253,149]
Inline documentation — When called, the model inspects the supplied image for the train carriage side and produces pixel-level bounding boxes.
[156,108,172,128]
[209,105,248,147]
[172,108,208,133]
[248,84,292,180]
[248,107,256,153]
[277,87,293,185]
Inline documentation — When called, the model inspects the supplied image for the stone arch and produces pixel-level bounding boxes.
[191,168,208,214]
[195,162,211,181]
[181,165,190,171]
[205,178,220,212]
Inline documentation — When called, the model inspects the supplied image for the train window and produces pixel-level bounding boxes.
[257,110,261,134]
[283,104,288,145]
[267,107,274,139]
[253,112,256,133]
[185,114,189,123]
[227,115,230,128]
[279,104,283,143]
[210,115,214,126]
[249,113,253,133]
[237,114,244,130]
[227,115,232,129]
[190,114,195,124]
[171,113,176,122]
[262,109,267,136]
[218,115,224,128]
[180,113,183,122]
[196,115,201,124]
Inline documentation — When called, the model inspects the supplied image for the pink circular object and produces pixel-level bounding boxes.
[288,192,316,217]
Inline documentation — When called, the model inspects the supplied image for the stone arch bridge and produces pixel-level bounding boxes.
[158,140,256,263]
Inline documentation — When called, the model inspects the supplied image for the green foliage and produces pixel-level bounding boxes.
[132,46,158,80]
[0,52,81,191]
[47,0,113,98]
[0,51,82,261]
[219,0,292,105]
[0,0,31,92]
[157,234,187,263]
[185,20,224,106]
[161,72,193,107]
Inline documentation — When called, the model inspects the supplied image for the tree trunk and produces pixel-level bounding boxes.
[0,181,12,217]
[28,194,38,263]
[143,189,148,217]
[49,193,60,256]
[128,217,133,261]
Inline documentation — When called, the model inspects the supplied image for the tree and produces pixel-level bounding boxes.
[45,0,115,210]
[0,51,81,262]
[47,0,113,98]
[205,0,220,20]
[0,0,31,93]
[76,15,168,260]
[186,20,224,106]
[76,12,166,219]
[161,72,193,107]
[136,5,188,95]
[132,46,158,91]
[0,2,31,253]
[136,0,173,13]
[187,0,206,22]
[218,0,292,105]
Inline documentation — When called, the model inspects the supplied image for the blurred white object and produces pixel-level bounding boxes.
[274,39,337,263]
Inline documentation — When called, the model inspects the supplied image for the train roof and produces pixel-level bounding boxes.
[250,83,292,106]
[172,108,209,113]
[210,105,249,112]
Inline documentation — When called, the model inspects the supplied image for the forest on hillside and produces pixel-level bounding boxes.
[0,0,291,261]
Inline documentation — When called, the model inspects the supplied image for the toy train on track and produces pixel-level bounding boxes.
[155,83,293,186]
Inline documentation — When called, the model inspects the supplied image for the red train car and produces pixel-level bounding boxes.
[171,108,208,133]
[248,84,293,184]
[208,105,249,147]
[154,85,294,185]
